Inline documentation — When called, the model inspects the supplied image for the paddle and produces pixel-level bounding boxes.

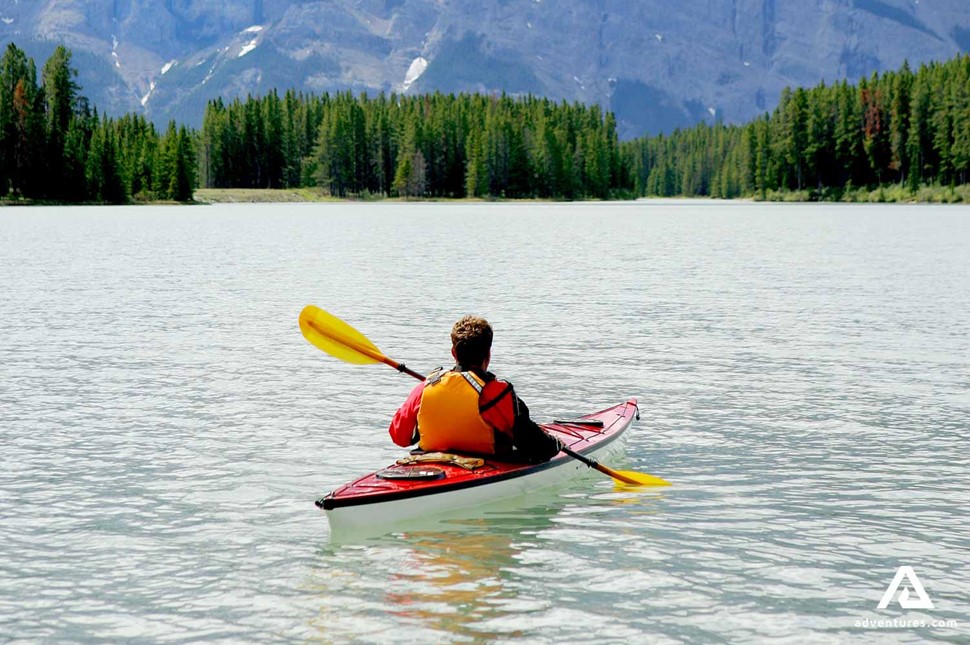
[298,304,671,487]
[298,304,424,380]
[558,445,670,487]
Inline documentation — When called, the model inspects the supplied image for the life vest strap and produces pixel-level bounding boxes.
[460,371,484,394]
[479,382,513,414]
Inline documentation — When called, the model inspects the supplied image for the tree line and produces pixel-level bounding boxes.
[3,41,969,204]
[623,54,970,199]
[0,42,196,203]
[200,91,627,199]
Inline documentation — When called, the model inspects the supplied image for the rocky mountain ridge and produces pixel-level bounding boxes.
[2,0,968,137]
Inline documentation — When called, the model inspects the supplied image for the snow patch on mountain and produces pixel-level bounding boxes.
[111,35,120,68]
[202,54,223,85]
[141,81,155,107]
[402,57,428,90]
[239,40,258,57]
[161,60,176,75]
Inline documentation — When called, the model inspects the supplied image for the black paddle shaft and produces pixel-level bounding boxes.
[560,445,597,469]
[395,363,426,381]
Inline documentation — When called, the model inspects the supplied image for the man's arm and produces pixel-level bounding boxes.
[509,395,561,463]
[388,382,424,447]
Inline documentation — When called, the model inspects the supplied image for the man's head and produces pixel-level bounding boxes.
[451,315,493,369]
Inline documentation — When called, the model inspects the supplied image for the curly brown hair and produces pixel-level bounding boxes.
[451,315,493,366]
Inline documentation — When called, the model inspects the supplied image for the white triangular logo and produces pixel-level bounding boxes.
[877,566,934,609]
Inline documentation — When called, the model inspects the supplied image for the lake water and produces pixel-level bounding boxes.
[1,201,968,643]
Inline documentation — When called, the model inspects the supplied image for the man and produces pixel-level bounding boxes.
[388,315,561,463]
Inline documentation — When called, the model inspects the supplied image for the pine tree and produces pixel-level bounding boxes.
[889,63,913,185]
[62,110,91,201]
[861,76,891,184]
[156,121,178,200]
[391,151,412,199]
[833,80,862,187]
[949,62,970,185]
[1,44,43,197]
[262,90,285,188]
[464,126,487,198]
[168,126,197,201]
[392,119,426,198]
[41,46,79,198]
[86,118,126,203]
[200,98,229,188]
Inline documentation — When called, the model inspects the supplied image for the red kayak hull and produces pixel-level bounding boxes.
[317,398,639,532]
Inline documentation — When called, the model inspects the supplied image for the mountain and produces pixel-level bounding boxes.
[2,0,968,138]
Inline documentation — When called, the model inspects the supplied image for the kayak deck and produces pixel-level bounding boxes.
[317,398,639,530]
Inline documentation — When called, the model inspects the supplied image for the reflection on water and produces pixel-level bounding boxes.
[309,503,560,642]
[2,203,969,642]
[307,490,671,643]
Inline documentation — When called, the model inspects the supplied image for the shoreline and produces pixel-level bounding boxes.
[3,185,968,206]
[192,188,612,204]
[196,186,970,205]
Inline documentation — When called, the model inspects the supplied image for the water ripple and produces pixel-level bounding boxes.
[2,203,968,642]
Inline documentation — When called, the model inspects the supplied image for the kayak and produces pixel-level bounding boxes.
[317,398,639,534]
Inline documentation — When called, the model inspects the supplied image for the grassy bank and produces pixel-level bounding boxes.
[193,187,341,203]
[756,184,970,204]
[195,185,970,205]
[193,188,584,203]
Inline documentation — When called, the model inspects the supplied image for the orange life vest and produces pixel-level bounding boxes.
[417,368,514,454]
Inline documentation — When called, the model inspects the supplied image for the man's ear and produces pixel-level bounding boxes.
[451,346,458,362]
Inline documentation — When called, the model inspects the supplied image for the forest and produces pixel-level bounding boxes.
[0,43,195,203]
[1,40,968,204]
[624,56,970,200]
[199,91,625,199]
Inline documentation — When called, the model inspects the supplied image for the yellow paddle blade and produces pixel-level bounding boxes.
[599,465,671,487]
[299,305,386,365]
